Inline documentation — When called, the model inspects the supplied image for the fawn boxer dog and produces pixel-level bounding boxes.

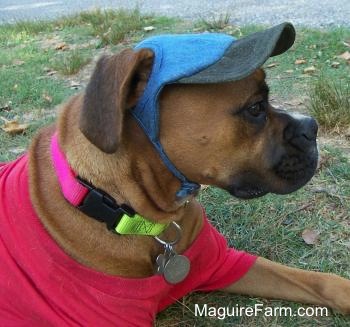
[1,22,349,326]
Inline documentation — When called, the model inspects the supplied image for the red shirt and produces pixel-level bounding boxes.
[0,155,257,326]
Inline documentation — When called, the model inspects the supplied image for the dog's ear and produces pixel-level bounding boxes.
[79,48,154,153]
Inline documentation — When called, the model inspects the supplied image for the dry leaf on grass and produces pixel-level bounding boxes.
[338,51,350,61]
[46,70,57,76]
[143,26,155,32]
[70,81,81,89]
[331,61,340,68]
[55,42,69,51]
[9,147,26,155]
[295,59,307,65]
[0,117,29,135]
[12,59,25,66]
[266,62,278,68]
[0,102,12,112]
[303,66,317,74]
[285,69,294,74]
[302,229,320,245]
[284,99,304,106]
[345,127,350,138]
[42,93,52,103]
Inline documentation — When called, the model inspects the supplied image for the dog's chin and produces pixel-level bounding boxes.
[228,186,268,199]
[226,174,269,199]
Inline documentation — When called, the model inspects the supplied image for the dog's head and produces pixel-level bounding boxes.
[158,69,318,199]
[79,23,318,202]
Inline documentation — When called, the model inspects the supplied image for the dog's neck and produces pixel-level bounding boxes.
[57,96,192,224]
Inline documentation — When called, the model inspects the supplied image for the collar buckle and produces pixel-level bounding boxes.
[77,177,135,230]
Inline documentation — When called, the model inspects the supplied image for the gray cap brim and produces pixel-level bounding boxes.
[178,22,295,84]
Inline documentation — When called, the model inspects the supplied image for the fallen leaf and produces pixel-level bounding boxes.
[70,81,81,89]
[282,217,294,225]
[143,26,155,32]
[329,233,338,242]
[0,117,29,135]
[9,147,26,155]
[285,69,294,73]
[302,229,320,245]
[345,127,350,138]
[338,51,350,61]
[331,61,340,68]
[12,59,25,66]
[42,93,52,103]
[0,101,12,112]
[303,66,316,74]
[284,99,304,106]
[295,59,307,65]
[46,69,57,76]
[55,42,69,51]
[266,62,278,68]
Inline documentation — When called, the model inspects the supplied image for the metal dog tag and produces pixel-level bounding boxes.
[156,244,172,274]
[163,254,190,284]
[154,222,191,284]
[156,254,166,274]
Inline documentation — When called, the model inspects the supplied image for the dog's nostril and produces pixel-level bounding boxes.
[283,116,318,151]
[283,124,294,142]
[302,117,318,140]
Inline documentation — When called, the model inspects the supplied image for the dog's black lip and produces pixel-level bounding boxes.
[228,186,268,199]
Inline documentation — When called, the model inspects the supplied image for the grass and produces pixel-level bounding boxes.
[52,50,91,75]
[308,78,350,130]
[83,8,146,46]
[0,9,178,47]
[199,13,231,31]
[261,27,350,108]
[0,9,349,326]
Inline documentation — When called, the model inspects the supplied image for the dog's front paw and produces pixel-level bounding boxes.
[322,273,350,315]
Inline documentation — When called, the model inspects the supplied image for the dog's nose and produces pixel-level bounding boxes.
[283,113,318,151]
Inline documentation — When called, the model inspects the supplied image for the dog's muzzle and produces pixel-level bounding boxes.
[271,112,319,192]
[228,111,319,199]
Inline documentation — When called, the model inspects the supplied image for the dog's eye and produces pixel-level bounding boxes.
[247,102,266,118]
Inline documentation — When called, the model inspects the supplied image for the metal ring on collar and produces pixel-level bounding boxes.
[154,221,182,246]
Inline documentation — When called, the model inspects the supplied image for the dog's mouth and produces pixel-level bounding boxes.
[225,149,318,200]
[273,152,318,182]
[229,186,268,199]
[226,172,269,199]
[268,149,318,194]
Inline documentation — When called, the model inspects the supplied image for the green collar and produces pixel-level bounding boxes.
[77,178,169,236]
[115,213,169,236]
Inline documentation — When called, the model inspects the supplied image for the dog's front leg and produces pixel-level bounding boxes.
[222,257,350,314]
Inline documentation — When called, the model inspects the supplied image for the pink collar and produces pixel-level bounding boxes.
[50,132,88,206]
[49,132,169,236]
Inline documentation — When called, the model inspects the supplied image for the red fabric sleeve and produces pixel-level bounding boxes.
[193,219,257,292]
